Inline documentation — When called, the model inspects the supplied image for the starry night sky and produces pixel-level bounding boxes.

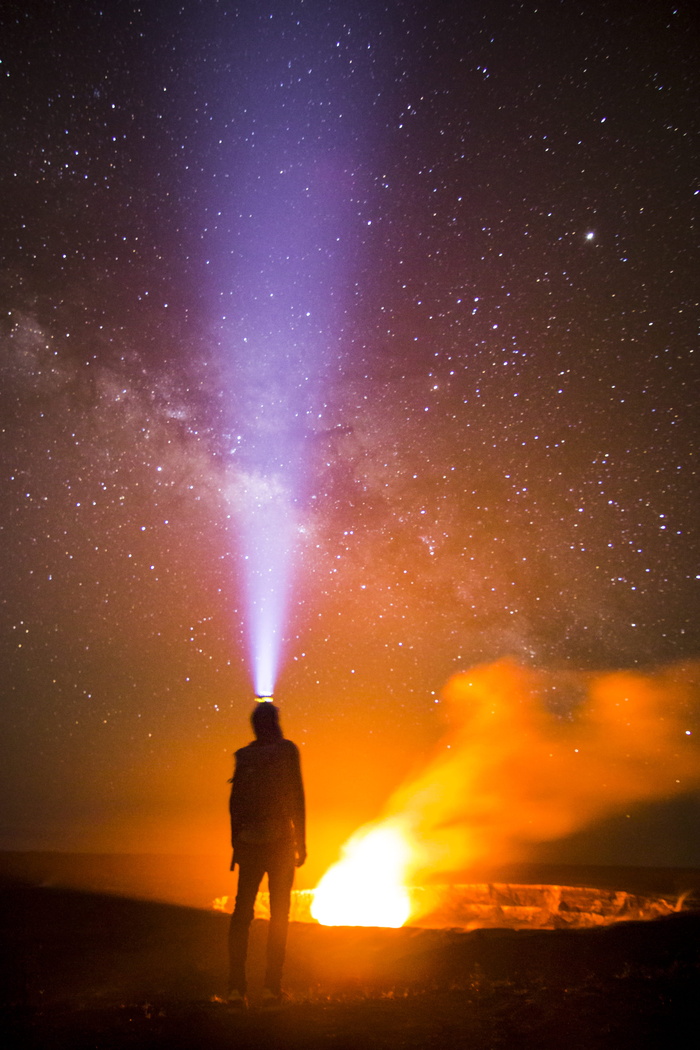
[1,0,698,875]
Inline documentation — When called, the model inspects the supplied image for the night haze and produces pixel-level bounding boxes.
[1,0,698,895]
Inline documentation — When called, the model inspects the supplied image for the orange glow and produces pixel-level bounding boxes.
[388,660,700,879]
[312,660,700,927]
[212,895,230,912]
[311,820,412,927]
[211,882,680,930]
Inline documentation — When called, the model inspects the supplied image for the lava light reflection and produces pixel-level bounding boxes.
[311,820,413,928]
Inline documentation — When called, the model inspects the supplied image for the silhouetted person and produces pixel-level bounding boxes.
[227,702,306,1007]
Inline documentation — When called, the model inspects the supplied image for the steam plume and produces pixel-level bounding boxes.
[383,659,700,881]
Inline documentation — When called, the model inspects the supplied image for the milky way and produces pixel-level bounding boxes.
[0,0,697,865]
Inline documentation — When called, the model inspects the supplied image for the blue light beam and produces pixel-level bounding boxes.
[236,470,297,699]
[209,2,385,694]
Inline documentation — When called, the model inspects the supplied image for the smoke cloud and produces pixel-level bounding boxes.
[383,659,700,881]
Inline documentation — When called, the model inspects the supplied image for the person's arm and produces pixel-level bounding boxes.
[229,758,243,867]
[289,744,306,866]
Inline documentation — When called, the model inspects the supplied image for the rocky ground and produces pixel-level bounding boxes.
[1,878,698,1049]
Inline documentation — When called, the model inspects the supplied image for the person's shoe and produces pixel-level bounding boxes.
[226,989,247,1011]
[260,987,285,1011]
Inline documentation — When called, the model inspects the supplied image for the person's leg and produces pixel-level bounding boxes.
[228,853,265,994]
[264,847,296,995]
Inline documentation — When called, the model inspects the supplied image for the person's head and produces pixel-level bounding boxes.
[251,701,283,742]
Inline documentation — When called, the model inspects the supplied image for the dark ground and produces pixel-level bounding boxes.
[1,874,699,1049]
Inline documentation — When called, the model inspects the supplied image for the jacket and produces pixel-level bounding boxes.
[229,737,306,855]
